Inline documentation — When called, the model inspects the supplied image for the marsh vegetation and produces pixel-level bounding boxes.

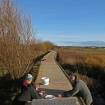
[57,47,105,104]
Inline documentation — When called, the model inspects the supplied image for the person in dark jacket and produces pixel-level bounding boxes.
[58,74,93,105]
[12,74,43,105]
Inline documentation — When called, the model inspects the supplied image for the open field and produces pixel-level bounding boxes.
[57,47,105,102]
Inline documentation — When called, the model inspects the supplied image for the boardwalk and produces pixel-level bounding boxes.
[36,51,83,105]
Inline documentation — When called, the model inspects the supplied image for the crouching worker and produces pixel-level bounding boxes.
[57,74,93,105]
[12,75,43,105]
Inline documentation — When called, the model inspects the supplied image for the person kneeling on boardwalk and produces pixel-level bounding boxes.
[57,74,93,105]
[12,74,43,105]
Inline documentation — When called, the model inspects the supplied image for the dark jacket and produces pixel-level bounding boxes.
[65,76,93,105]
[21,81,35,92]
[12,83,41,105]
[19,83,41,101]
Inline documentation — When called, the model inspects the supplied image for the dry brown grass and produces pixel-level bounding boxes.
[57,48,105,95]
[57,49,105,72]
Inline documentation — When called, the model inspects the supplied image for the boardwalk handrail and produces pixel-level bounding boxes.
[54,51,70,80]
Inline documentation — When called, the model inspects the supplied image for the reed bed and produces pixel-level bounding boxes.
[57,48,105,95]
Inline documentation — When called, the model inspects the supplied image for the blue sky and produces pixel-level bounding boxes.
[18,0,105,46]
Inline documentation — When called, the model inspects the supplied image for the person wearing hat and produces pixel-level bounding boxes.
[21,74,33,91]
[12,74,43,105]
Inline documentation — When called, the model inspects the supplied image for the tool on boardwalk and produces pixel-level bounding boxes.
[45,95,55,100]
[41,58,46,61]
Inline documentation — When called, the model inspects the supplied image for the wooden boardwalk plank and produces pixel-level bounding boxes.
[36,51,83,105]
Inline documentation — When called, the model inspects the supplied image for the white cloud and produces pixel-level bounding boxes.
[52,35,77,38]
[37,33,78,38]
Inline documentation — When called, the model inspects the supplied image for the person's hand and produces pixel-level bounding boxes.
[39,91,45,96]
[39,92,43,95]
[56,94,62,98]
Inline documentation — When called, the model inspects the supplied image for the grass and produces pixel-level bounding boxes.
[0,67,8,77]
[0,74,20,105]
[57,48,105,96]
